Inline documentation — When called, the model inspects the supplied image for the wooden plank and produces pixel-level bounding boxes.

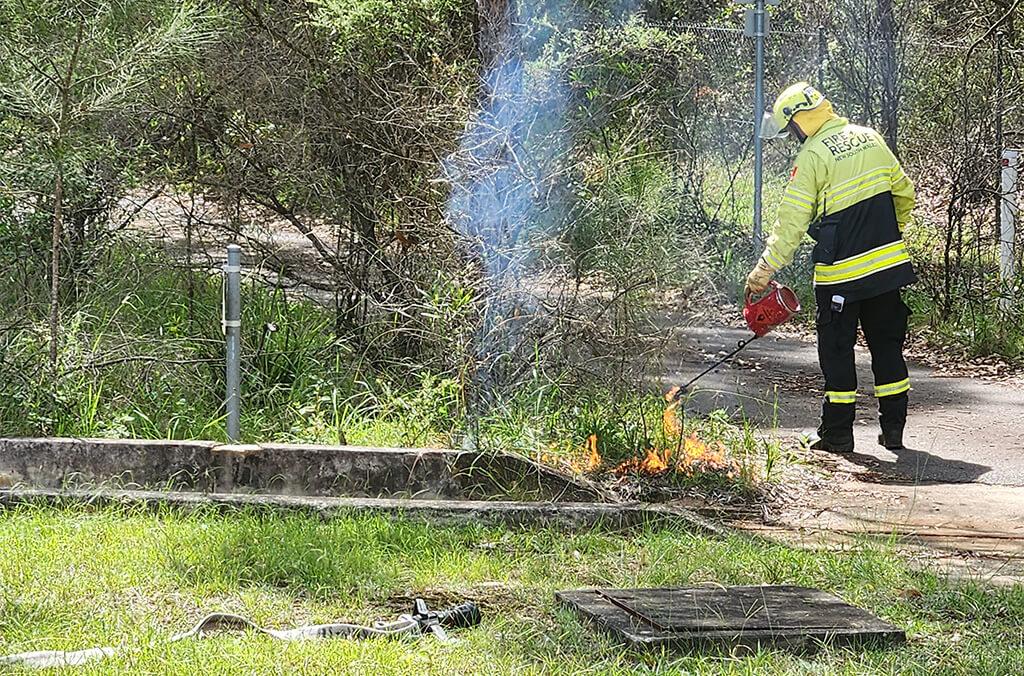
[601,586,873,632]
[555,586,905,654]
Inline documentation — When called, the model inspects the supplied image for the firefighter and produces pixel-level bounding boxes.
[745,82,916,453]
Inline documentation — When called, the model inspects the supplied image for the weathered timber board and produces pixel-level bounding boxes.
[556,585,905,653]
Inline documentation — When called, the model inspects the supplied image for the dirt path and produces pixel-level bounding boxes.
[663,320,1024,583]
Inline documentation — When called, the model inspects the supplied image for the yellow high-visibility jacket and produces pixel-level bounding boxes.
[761,117,917,301]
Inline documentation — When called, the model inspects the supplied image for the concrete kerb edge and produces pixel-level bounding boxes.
[0,488,722,535]
[0,437,611,502]
[0,437,726,535]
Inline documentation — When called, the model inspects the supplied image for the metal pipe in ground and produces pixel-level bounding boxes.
[1000,149,1019,315]
[224,245,242,442]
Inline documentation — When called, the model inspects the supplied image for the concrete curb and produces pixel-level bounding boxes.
[0,437,725,534]
[0,437,609,502]
[0,488,721,534]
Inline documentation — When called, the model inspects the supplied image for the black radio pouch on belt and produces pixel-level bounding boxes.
[808,216,839,265]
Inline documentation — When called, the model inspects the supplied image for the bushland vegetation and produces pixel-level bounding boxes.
[1,0,1020,466]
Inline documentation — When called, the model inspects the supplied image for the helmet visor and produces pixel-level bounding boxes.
[759,111,788,140]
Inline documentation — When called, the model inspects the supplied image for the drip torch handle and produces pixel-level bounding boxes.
[744,280,780,308]
[437,602,482,629]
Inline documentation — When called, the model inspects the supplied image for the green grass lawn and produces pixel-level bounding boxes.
[0,505,1020,674]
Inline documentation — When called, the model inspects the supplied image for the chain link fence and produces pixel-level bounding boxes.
[637,14,1023,319]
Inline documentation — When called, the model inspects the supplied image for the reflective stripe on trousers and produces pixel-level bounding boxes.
[874,377,910,397]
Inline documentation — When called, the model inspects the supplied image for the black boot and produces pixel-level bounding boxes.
[814,400,856,453]
[810,437,854,454]
[877,430,904,451]
[878,393,908,451]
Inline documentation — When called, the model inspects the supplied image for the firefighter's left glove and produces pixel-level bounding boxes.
[745,258,775,297]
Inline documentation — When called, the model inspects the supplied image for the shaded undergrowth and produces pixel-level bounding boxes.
[0,247,777,495]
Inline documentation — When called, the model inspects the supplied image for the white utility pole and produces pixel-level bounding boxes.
[751,0,767,249]
[999,149,1019,314]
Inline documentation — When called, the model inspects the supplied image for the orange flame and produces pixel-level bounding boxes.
[582,433,602,472]
[574,432,737,478]
[613,446,672,476]
[676,435,733,475]
[570,396,741,480]
[663,404,681,438]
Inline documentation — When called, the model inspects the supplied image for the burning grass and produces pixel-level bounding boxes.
[609,433,735,478]
[571,406,739,484]
[577,422,737,479]
[541,391,776,498]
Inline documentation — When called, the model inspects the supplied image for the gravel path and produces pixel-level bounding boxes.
[663,323,1023,485]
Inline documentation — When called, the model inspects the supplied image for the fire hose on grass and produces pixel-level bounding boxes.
[0,599,481,669]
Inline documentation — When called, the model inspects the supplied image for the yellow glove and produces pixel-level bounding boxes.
[745,258,775,297]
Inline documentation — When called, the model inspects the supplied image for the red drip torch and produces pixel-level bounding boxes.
[669,281,801,402]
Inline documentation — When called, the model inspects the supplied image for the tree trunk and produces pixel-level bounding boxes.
[475,0,515,70]
[49,19,84,369]
[49,166,63,368]
[943,197,955,319]
[995,30,1004,241]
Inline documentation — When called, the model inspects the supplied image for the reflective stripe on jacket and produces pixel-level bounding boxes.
[761,117,917,301]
